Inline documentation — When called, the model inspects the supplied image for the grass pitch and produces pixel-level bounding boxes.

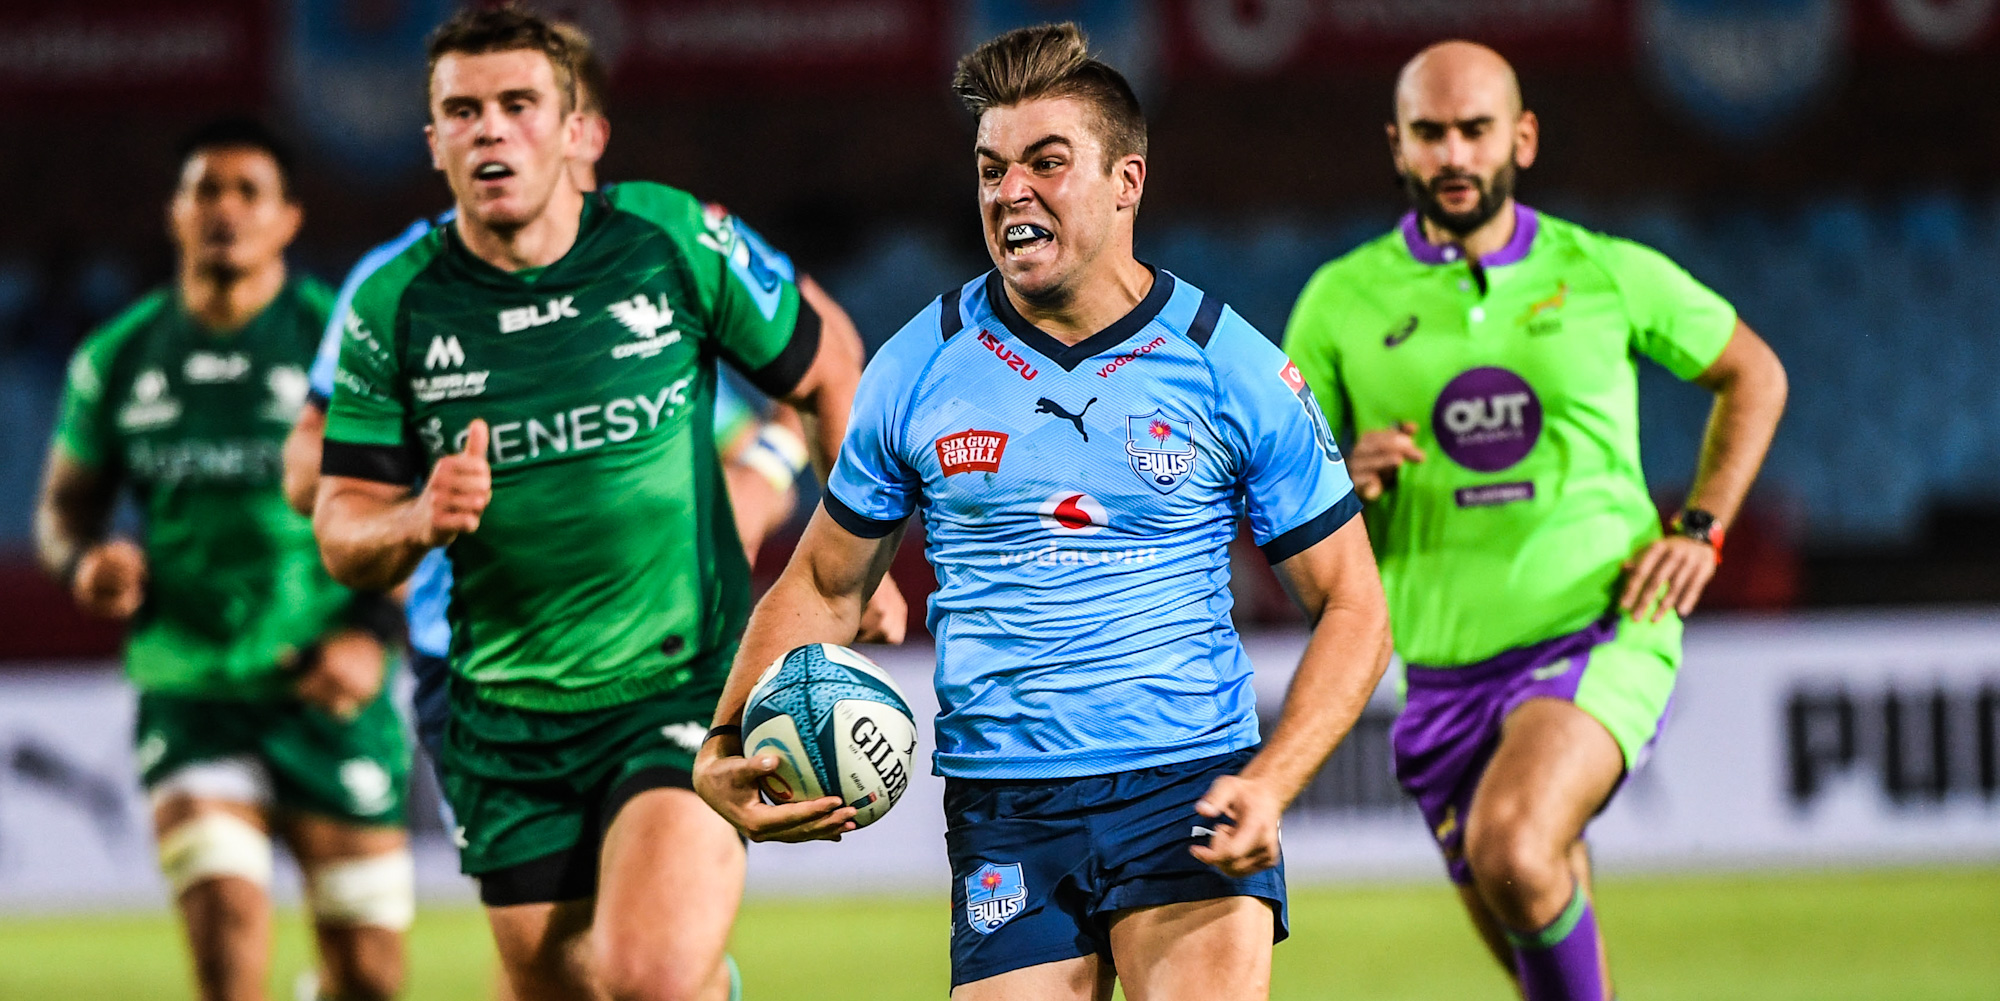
[1,867,1994,1000]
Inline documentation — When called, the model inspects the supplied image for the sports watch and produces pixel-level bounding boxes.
[1671,508,1724,564]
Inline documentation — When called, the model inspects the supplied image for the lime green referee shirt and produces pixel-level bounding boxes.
[1282,205,1736,667]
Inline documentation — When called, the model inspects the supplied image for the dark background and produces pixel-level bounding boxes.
[3,0,1997,657]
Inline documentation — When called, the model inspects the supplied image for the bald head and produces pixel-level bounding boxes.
[1387,41,1537,241]
[1395,40,1521,125]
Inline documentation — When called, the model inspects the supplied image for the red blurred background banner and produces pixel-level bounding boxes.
[0,1,270,107]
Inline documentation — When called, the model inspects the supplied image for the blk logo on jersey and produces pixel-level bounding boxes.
[977,329,1039,381]
[1432,367,1542,472]
[1037,491,1105,535]
[1125,411,1194,493]
[498,296,578,333]
[965,862,1027,935]
[935,429,1008,475]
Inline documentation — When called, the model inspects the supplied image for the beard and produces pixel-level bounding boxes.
[1403,158,1517,238]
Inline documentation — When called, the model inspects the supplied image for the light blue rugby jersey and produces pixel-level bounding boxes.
[309,208,760,660]
[826,268,1361,780]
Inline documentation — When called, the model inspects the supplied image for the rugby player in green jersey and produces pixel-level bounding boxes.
[36,120,412,1001]
[1282,43,1788,1001]
[311,9,872,1001]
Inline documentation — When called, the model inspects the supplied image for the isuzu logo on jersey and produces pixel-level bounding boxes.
[607,293,683,359]
[1125,410,1194,493]
[935,429,1008,475]
[498,296,578,333]
[1279,359,1342,463]
[1432,366,1543,472]
[977,329,1038,381]
[1037,491,1105,535]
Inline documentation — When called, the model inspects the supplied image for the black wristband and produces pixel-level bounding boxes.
[343,591,405,647]
[704,724,743,746]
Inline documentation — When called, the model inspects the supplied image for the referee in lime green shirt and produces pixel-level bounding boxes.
[1282,41,1787,1001]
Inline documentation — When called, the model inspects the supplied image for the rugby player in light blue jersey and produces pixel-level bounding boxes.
[281,24,902,780]
[695,23,1392,1001]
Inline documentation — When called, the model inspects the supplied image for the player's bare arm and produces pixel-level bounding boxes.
[282,402,327,516]
[1620,320,1788,621]
[1193,517,1393,877]
[316,419,492,592]
[694,507,906,843]
[782,276,909,644]
[35,452,145,619]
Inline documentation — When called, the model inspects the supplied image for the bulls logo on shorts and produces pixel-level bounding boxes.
[964,861,1028,934]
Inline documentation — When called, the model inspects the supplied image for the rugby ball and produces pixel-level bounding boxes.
[741,643,917,829]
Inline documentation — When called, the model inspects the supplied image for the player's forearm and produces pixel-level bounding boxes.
[712,562,868,730]
[1240,598,1393,808]
[34,455,115,579]
[282,405,327,516]
[792,278,864,482]
[312,484,432,591]
[1687,328,1788,530]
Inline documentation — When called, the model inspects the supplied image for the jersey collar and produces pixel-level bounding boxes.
[983,264,1174,372]
[445,190,608,286]
[1400,203,1539,268]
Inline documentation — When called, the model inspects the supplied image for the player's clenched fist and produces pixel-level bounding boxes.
[416,418,492,546]
[72,538,147,620]
[1348,421,1426,501]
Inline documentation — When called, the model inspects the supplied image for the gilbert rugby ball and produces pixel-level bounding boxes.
[741,643,917,829]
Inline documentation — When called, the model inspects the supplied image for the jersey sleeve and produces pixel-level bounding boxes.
[50,295,163,470]
[612,183,820,399]
[51,330,121,470]
[1281,262,1358,442]
[320,273,421,484]
[1213,311,1361,564]
[822,304,937,538]
[1603,236,1738,381]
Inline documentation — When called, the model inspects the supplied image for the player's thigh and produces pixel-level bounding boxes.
[486,898,599,1001]
[1107,896,1274,1001]
[1466,698,1624,856]
[591,786,745,994]
[951,954,1112,1001]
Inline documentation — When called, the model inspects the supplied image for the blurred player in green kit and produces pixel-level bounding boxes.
[36,120,411,1001]
[1282,42,1788,1001]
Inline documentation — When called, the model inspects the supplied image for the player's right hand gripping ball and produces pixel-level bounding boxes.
[742,643,917,829]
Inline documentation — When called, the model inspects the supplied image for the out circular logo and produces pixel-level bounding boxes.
[1430,367,1542,472]
[1038,492,1106,535]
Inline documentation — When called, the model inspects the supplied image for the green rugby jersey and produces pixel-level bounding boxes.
[53,278,357,696]
[1282,206,1735,667]
[321,182,819,712]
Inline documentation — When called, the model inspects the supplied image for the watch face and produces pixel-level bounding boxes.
[1679,509,1716,539]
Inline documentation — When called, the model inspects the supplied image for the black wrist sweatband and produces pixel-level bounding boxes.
[343,591,405,647]
[704,724,743,746]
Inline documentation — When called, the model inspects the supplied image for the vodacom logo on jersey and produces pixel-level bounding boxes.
[1037,491,1106,535]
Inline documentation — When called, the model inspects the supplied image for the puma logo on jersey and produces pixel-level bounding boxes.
[498,296,578,333]
[425,335,465,370]
[1035,397,1096,441]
